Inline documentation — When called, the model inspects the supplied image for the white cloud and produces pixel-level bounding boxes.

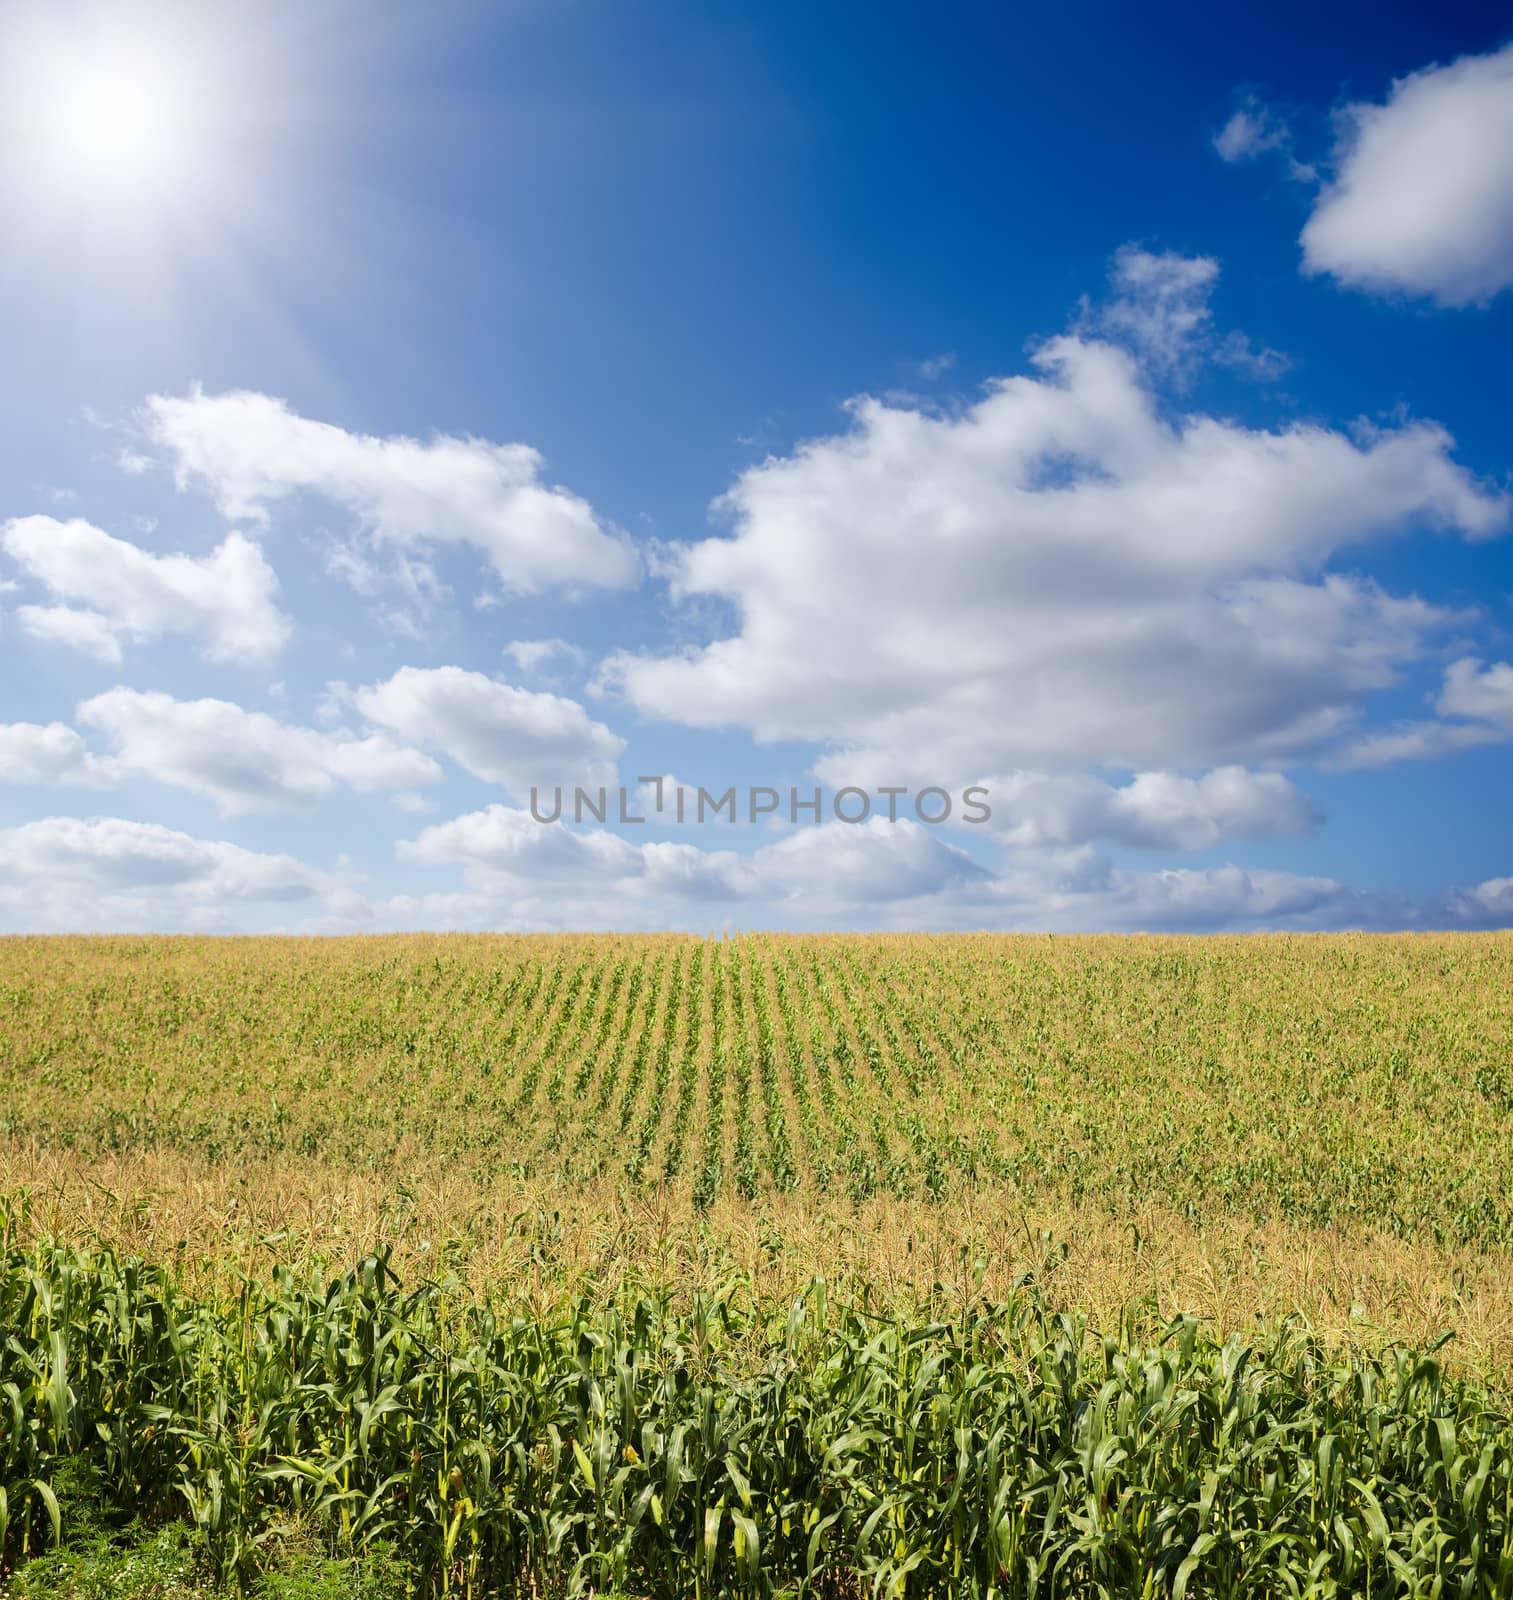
[800,760,1316,852]
[143,388,640,595]
[74,688,442,816]
[604,298,1505,786]
[396,804,764,918]
[1214,330,1292,382]
[400,803,643,880]
[397,800,1338,929]
[1332,720,1500,769]
[1453,876,1513,926]
[1333,657,1513,768]
[1088,247,1288,383]
[396,807,977,926]
[1301,44,1513,306]
[1214,98,1289,163]
[1438,656,1513,725]
[5,798,1490,934]
[1008,861,1359,932]
[1094,246,1220,375]
[387,802,1415,934]
[350,666,624,797]
[973,767,1317,851]
[756,818,986,903]
[0,816,352,933]
[15,604,125,663]
[2,516,289,663]
[503,637,587,675]
[632,772,706,826]
[0,721,113,787]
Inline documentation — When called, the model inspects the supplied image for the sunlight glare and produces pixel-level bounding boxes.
[59,67,165,174]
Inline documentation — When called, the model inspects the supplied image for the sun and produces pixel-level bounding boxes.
[0,0,286,354]
[57,67,168,175]
[0,0,411,372]
[1,5,234,215]
[39,24,217,204]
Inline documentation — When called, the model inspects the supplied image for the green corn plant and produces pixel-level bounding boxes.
[5,1233,1513,1598]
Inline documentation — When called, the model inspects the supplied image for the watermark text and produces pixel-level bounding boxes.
[529,780,991,826]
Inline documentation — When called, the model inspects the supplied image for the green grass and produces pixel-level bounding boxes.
[2,1519,408,1599]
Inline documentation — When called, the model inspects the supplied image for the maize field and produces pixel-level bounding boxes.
[1,932,1511,1595]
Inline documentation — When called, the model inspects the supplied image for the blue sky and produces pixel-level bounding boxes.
[0,0,1510,932]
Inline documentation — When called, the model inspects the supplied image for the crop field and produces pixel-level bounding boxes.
[2,932,1512,1596]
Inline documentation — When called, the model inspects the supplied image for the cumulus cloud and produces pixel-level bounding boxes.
[397,808,980,927]
[799,758,1317,852]
[401,803,644,881]
[1301,44,1513,305]
[74,689,442,815]
[13,604,127,663]
[349,666,624,797]
[1335,657,1513,768]
[143,388,640,595]
[756,819,987,903]
[392,798,1351,932]
[0,722,113,787]
[603,298,1505,786]
[985,859,1357,933]
[2,516,289,663]
[1438,656,1513,724]
[384,802,1438,934]
[3,798,1499,932]
[0,817,353,933]
[975,767,1317,851]
[396,804,761,921]
[1453,877,1513,926]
